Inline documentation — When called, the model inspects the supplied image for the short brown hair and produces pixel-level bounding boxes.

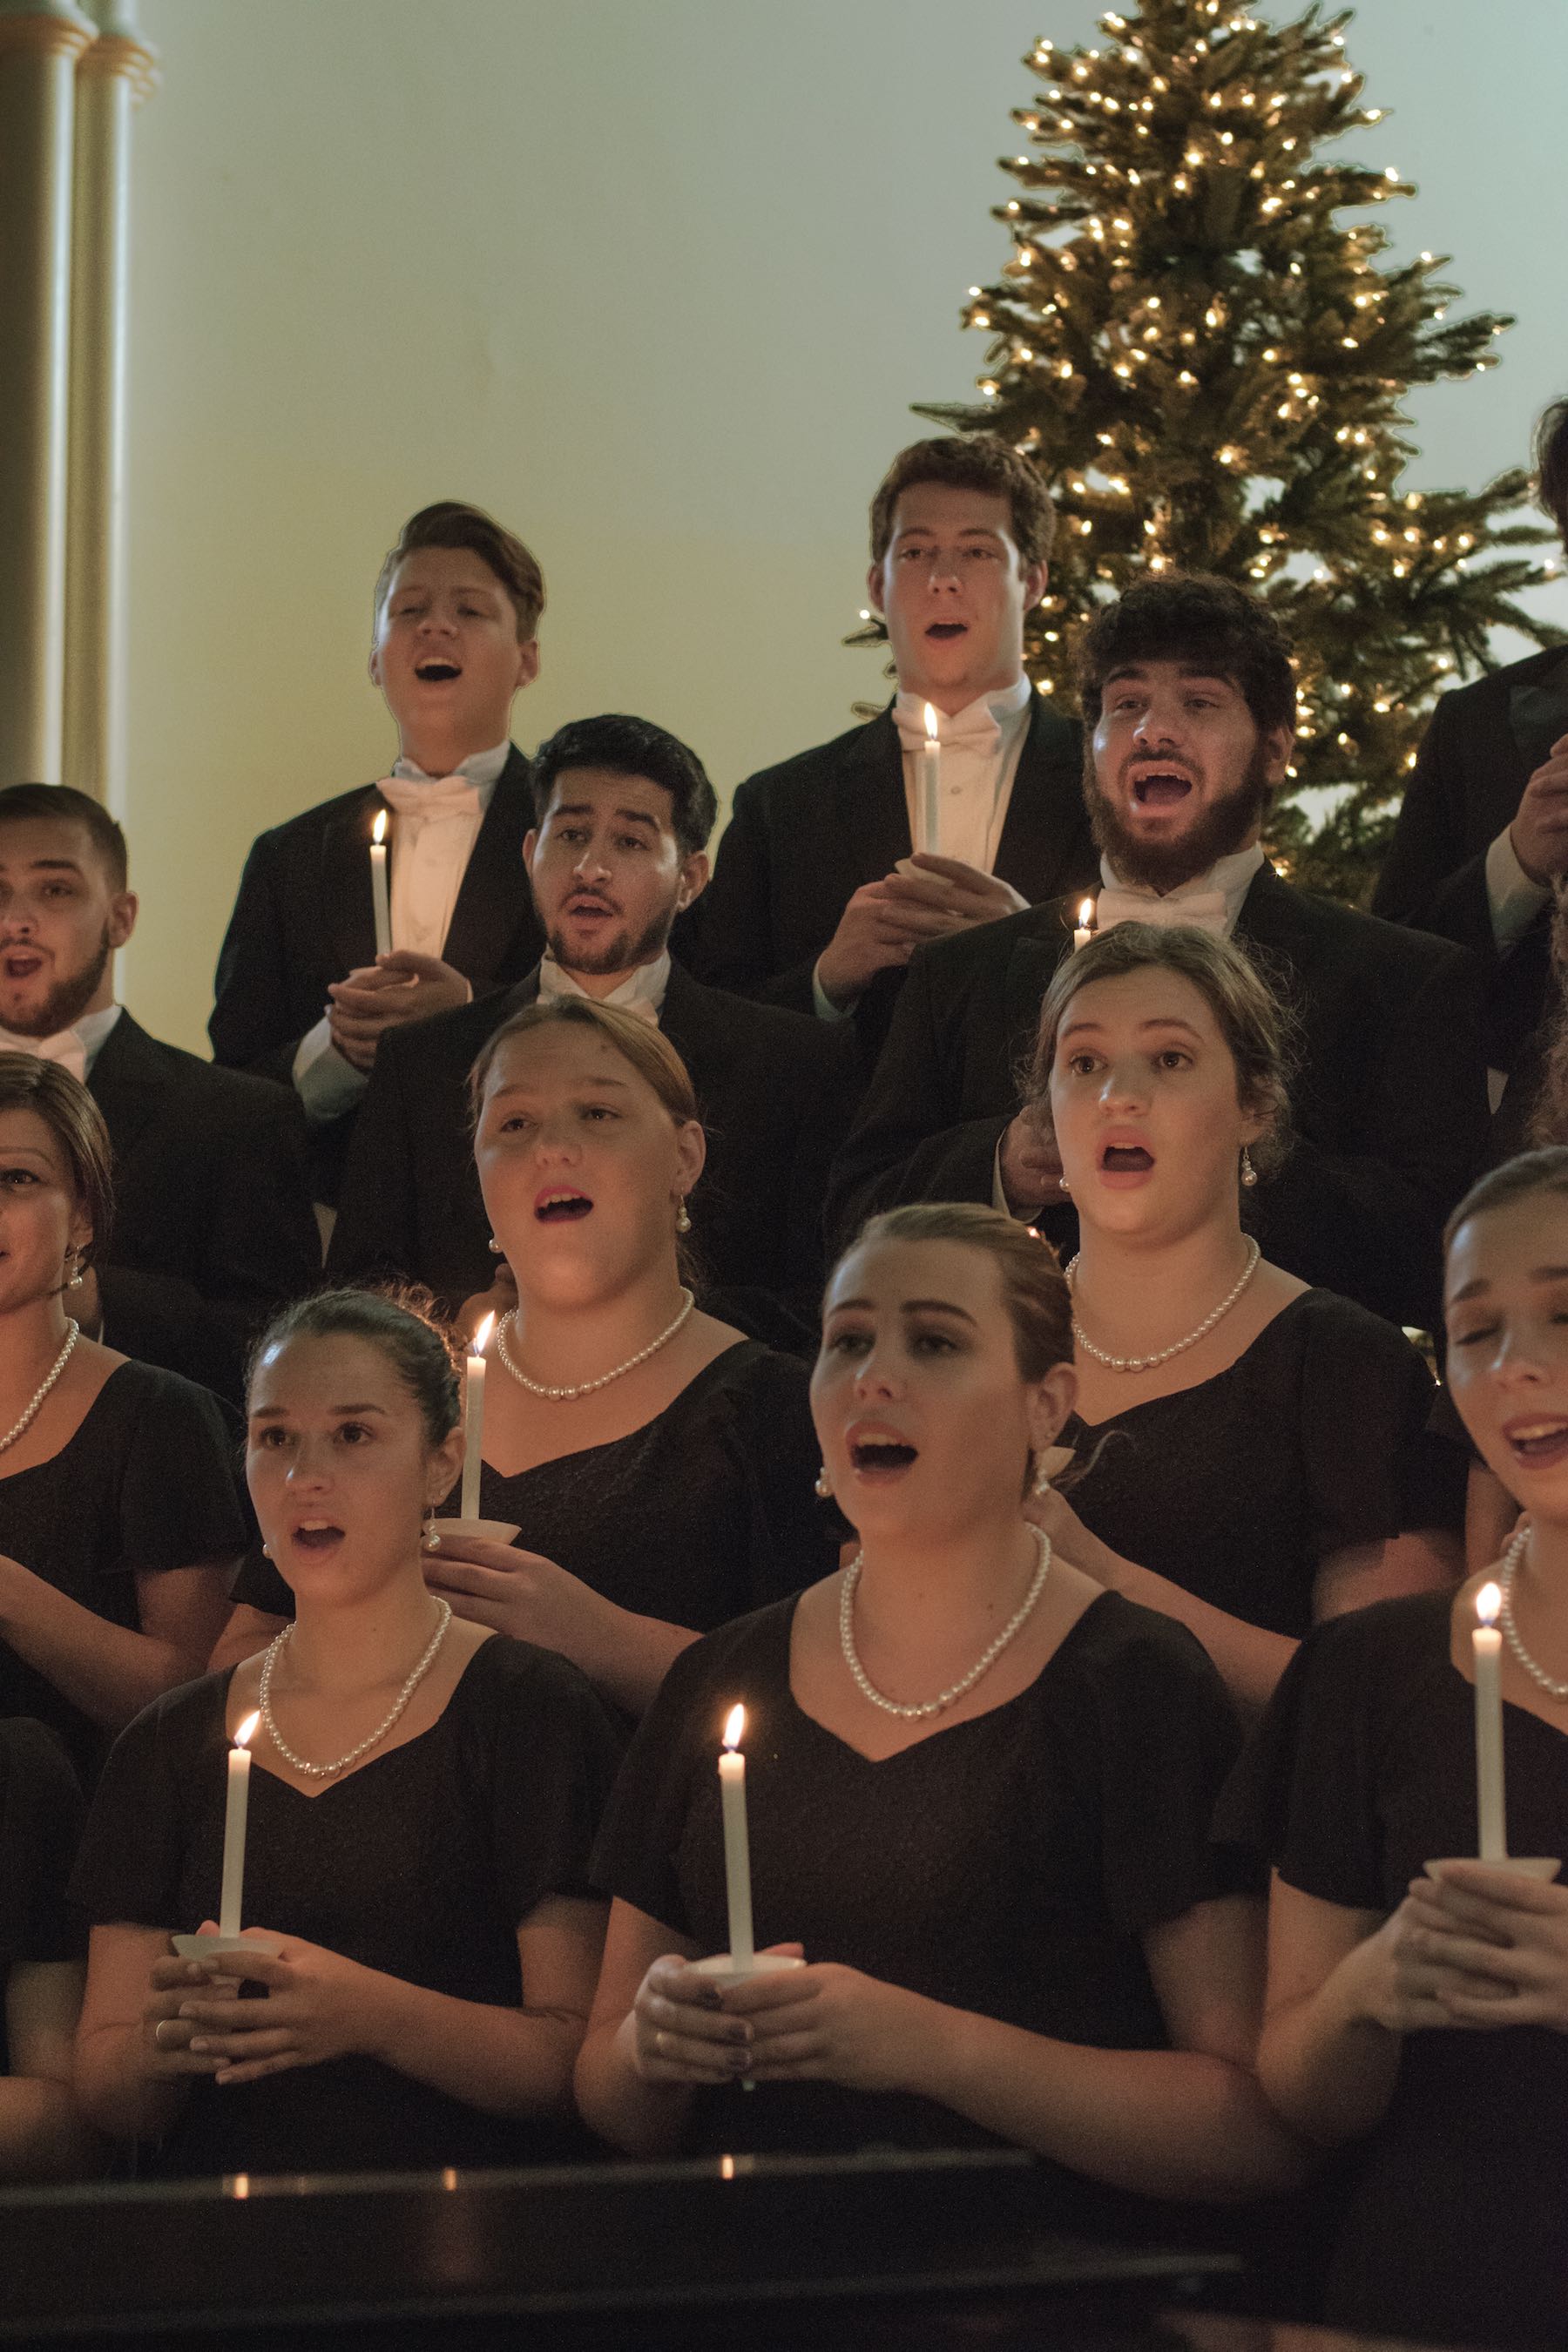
[0,783,128,891]
[467,995,700,1130]
[841,1201,1073,1382]
[1076,574,1297,737]
[374,501,545,643]
[1025,923,1295,1178]
[0,1052,113,1270]
[1444,1146,1568,1257]
[1536,399,1568,544]
[868,436,1057,570]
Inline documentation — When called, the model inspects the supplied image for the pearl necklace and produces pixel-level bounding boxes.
[494,1288,695,1401]
[1066,1239,1261,1373]
[258,1598,453,1779]
[1498,1525,1568,1702]
[839,1528,1052,1720]
[0,1320,79,1456]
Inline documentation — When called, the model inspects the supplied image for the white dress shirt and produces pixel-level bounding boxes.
[0,1001,122,1085]
[293,740,509,1122]
[537,950,670,1022]
[813,677,1035,1023]
[991,842,1267,1214]
[1484,823,1551,952]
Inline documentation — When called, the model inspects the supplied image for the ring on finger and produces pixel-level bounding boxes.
[654,2027,666,2058]
[153,2018,176,2050]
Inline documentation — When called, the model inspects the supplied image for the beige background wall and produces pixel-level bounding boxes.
[118,0,1568,1051]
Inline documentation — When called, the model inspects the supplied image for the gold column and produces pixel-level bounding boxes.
[64,2,158,808]
[0,0,96,785]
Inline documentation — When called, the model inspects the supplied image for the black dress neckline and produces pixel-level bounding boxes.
[778,1585,1118,1768]
[479,1338,758,1479]
[0,1355,136,1488]
[1071,1288,1316,1436]
[222,1638,497,1803]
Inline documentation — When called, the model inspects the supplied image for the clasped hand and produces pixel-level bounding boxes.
[632,1950,927,2093]
[424,1532,614,1666]
[144,1927,370,2087]
[817,855,1028,1005]
[1362,1862,1568,2035]
[1509,732,1568,887]
[327,951,474,1070]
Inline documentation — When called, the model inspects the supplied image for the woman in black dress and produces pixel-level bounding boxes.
[1019,924,1463,1711]
[0,1057,245,1783]
[217,999,840,1713]
[71,1290,621,2177]
[1242,1148,1568,2351]
[578,1203,1303,2226]
[1,1717,94,2180]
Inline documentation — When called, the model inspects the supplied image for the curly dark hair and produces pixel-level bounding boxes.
[1075,574,1297,738]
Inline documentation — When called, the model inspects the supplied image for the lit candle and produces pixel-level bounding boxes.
[1073,896,1096,951]
[718,1704,755,1973]
[370,808,392,956]
[1473,1580,1506,1862]
[921,702,942,859]
[461,1313,495,1524]
[219,1712,260,1941]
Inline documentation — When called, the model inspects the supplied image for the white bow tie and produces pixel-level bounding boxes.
[1094,885,1229,937]
[0,1026,87,1083]
[893,707,1003,760]
[537,966,661,1024]
[376,774,483,823]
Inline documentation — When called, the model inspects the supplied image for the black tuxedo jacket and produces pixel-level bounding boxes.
[1372,647,1568,1073]
[687,697,1097,1034]
[327,962,858,1344]
[88,1012,321,1402]
[827,868,1489,1331]
[208,747,544,1086]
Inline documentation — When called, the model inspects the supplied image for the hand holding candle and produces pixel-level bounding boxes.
[219,1713,260,1941]
[921,702,942,860]
[1072,896,1095,952]
[370,809,392,957]
[461,1313,495,1524]
[718,1703,755,1973]
[1473,1581,1506,1862]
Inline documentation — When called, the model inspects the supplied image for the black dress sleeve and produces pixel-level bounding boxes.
[462,1643,625,1922]
[1081,1601,1251,1933]
[68,1680,211,1928]
[724,1353,846,1608]
[1215,1605,1396,1912]
[116,1374,250,1573]
[1299,1301,1464,1554]
[0,1720,87,1966]
[591,1623,748,1934]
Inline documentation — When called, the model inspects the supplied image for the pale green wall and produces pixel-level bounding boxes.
[119,0,1568,1049]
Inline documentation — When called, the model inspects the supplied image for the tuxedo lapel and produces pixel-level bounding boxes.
[321,787,382,983]
[84,1013,172,1163]
[1509,649,1568,773]
[442,747,532,978]
[831,709,913,884]
[1003,905,1074,1077]
[992,700,1093,902]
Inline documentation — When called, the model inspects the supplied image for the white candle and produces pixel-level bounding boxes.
[718,1704,755,1972]
[370,808,392,957]
[921,701,942,859]
[219,1712,260,1940]
[1473,1581,1507,1862]
[1072,896,1095,952]
[461,1312,495,1523]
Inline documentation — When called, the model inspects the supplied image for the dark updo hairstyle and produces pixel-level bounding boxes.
[1443,1146,1568,1259]
[246,1288,462,1450]
[1024,922,1296,1181]
[0,1051,113,1272]
[845,1202,1074,1381]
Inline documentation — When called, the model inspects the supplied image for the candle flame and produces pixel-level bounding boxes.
[372,808,388,846]
[472,1310,496,1355]
[722,1703,745,1751]
[1078,897,1094,928]
[234,1711,260,1752]
[923,700,939,743]
[1476,1581,1501,1629]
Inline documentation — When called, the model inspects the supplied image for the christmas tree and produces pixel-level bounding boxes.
[880,0,1564,902]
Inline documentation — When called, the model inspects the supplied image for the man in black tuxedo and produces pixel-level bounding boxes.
[329,714,855,1346]
[688,435,1096,1055]
[1373,398,1568,1125]
[210,502,548,1193]
[0,786,318,1401]
[828,577,1488,1332]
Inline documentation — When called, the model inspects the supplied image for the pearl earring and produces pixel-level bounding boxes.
[814,1467,833,1499]
[1031,1443,1076,1497]
[675,1200,692,1234]
[68,1251,85,1289]
[1240,1146,1258,1189]
[487,1236,503,1254]
[422,1510,442,1552]
[1058,1173,1071,1193]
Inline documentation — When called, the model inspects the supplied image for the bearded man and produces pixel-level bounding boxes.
[827,576,1488,1330]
